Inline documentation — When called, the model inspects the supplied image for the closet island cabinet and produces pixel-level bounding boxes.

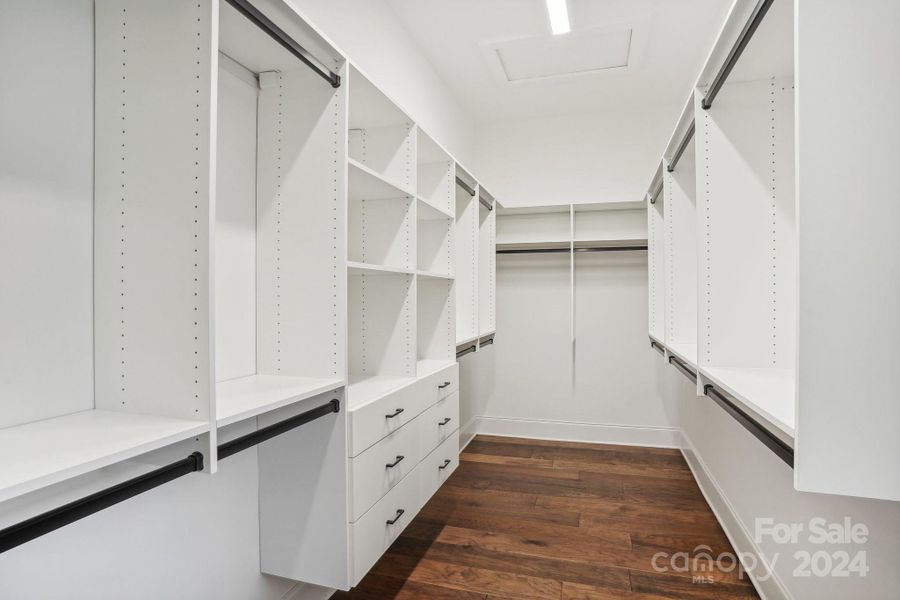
[1,0,498,590]
[646,0,900,502]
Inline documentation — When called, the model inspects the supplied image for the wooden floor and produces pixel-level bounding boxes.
[333,435,760,600]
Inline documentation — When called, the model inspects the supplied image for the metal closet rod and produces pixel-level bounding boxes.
[455,177,476,197]
[649,179,663,205]
[479,335,495,348]
[668,354,697,382]
[704,384,794,468]
[456,343,477,358]
[0,398,341,554]
[701,0,775,109]
[650,339,665,355]
[497,245,648,255]
[666,120,695,173]
[224,0,341,88]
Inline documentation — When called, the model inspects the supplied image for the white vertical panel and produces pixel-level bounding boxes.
[648,195,666,342]
[214,59,258,383]
[417,218,453,274]
[794,0,900,501]
[347,198,414,269]
[256,66,347,380]
[455,186,477,342]
[417,277,454,361]
[477,199,495,334]
[94,0,216,424]
[0,0,95,428]
[664,139,698,346]
[348,273,415,377]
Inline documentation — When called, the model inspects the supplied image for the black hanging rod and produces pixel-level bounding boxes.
[704,384,794,467]
[701,0,776,109]
[0,452,204,554]
[650,339,665,355]
[455,177,476,197]
[666,120,695,172]
[479,197,493,212]
[648,178,663,205]
[218,398,340,460]
[224,0,341,88]
[497,245,647,255]
[479,334,495,348]
[668,354,697,382]
[456,343,477,358]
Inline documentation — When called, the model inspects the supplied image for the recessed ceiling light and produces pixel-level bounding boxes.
[545,0,571,35]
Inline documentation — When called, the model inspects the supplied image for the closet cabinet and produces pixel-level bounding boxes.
[646,0,900,501]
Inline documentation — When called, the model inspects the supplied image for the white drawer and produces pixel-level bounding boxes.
[419,391,459,456]
[349,417,421,522]
[349,380,423,457]
[420,429,459,506]
[421,363,459,408]
[351,465,420,585]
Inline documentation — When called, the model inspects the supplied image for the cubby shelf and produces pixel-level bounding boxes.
[417,196,453,220]
[347,262,415,276]
[417,270,454,280]
[216,375,344,427]
[700,366,796,438]
[0,410,208,503]
[349,158,415,200]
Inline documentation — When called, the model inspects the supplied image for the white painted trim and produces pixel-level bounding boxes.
[281,582,335,600]
[470,416,680,448]
[681,432,791,600]
[459,416,478,451]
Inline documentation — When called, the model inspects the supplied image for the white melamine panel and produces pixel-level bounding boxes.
[573,207,647,243]
[417,212,454,275]
[347,64,410,129]
[255,66,346,381]
[348,378,424,456]
[215,375,343,427]
[348,197,414,270]
[348,272,415,381]
[0,410,208,503]
[697,78,795,402]
[455,184,478,343]
[259,389,350,589]
[0,0,95,428]
[417,277,455,363]
[94,0,215,424]
[664,138,698,350]
[350,464,419,585]
[419,428,459,505]
[648,195,666,343]
[497,207,571,245]
[419,391,459,456]
[794,0,900,501]
[417,128,454,215]
[478,199,496,335]
[348,124,415,193]
[349,417,421,521]
[215,59,258,383]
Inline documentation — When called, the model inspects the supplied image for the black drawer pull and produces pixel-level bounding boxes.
[438,459,452,470]
[385,408,404,419]
[385,455,405,468]
[438,417,452,426]
[386,509,405,525]
[438,381,451,389]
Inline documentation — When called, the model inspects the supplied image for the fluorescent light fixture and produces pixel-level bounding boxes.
[545,0,571,35]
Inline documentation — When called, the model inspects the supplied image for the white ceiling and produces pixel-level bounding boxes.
[385,0,733,123]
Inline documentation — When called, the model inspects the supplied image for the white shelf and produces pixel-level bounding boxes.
[417,359,457,378]
[348,158,414,200]
[574,238,648,248]
[497,241,570,251]
[347,374,415,411]
[347,262,415,276]
[417,196,453,220]
[216,375,344,427]
[0,410,209,502]
[456,334,480,348]
[700,366,796,438]
[478,329,497,339]
[417,270,454,280]
[667,342,698,368]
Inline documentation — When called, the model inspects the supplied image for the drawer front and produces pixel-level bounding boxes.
[349,381,423,457]
[420,429,459,506]
[419,391,459,456]
[351,466,420,585]
[349,418,421,522]
[421,363,459,408]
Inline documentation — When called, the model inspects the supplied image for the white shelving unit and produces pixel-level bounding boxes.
[477,189,496,336]
[647,167,667,346]
[455,167,480,346]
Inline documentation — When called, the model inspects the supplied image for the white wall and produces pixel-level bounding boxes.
[475,107,675,206]
[292,0,477,167]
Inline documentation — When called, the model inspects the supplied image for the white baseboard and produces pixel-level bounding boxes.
[280,582,334,600]
[680,432,791,600]
[467,415,680,448]
[460,416,478,451]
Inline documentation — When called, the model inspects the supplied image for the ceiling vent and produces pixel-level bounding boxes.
[481,23,644,85]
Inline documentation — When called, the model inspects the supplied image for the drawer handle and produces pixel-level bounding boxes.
[386,509,405,525]
[385,408,404,419]
[438,417,452,426]
[438,459,452,470]
[438,381,452,389]
[385,455,405,468]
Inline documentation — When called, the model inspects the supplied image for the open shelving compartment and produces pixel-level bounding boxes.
[647,165,667,346]
[454,167,480,347]
[663,118,698,368]
[417,132,454,279]
[348,65,415,194]
[417,128,454,218]
[695,0,796,442]
[213,0,346,428]
[496,204,572,249]
[0,1,217,503]
[478,188,497,337]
